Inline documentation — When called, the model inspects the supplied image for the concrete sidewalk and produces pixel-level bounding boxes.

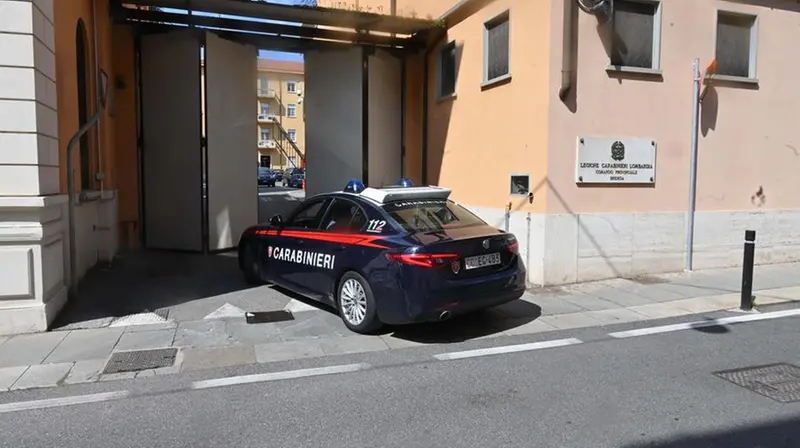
[0,262,798,391]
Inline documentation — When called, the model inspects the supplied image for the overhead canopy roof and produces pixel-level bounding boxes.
[112,0,437,51]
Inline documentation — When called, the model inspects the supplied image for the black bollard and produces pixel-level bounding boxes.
[740,230,756,311]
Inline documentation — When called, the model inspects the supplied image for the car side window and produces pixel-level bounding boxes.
[319,199,367,233]
[286,199,331,230]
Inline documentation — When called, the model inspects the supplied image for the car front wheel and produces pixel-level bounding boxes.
[337,271,381,334]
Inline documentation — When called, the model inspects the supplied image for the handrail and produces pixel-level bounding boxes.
[67,107,104,299]
[273,138,299,169]
[273,120,305,163]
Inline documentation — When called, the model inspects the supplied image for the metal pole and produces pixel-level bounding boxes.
[685,58,701,271]
[740,230,756,311]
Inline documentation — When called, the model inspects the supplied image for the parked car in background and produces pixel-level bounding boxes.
[288,170,305,189]
[258,167,276,187]
[282,167,302,183]
[272,169,284,182]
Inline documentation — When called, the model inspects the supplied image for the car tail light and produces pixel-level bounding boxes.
[505,236,519,254]
[386,252,459,268]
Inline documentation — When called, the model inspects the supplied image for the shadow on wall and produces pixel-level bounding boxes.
[425,40,462,186]
[619,414,800,447]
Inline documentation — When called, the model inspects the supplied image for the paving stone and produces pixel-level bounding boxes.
[10,363,73,390]
[255,340,325,363]
[44,328,124,364]
[99,372,136,382]
[668,295,738,313]
[64,359,106,385]
[225,321,283,345]
[319,336,390,356]
[626,302,695,319]
[0,366,28,391]
[614,283,686,302]
[559,292,621,311]
[173,320,231,348]
[538,312,603,330]
[115,329,176,351]
[122,322,178,333]
[278,315,349,341]
[180,345,256,372]
[0,332,69,368]
[492,297,544,318]
[583,308,648,325]
[503,318,559,336]
[584,287,656,308]
[530,296,587,315]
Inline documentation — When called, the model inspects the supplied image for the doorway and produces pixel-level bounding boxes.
[260,155,271,168]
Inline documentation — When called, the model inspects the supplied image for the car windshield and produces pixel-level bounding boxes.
[383,199,485,233]
[258,167,271,175]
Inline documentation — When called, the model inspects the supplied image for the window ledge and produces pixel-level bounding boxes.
[606,65,663,76]
[481,73,512,89]
[707,75,759,85]
[436,92,457,103]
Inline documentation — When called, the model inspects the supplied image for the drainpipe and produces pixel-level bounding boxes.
[558,0,574,101]
[67,109,104,299]
[92,0,104,192]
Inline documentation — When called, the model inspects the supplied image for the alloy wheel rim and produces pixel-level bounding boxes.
[340,279,367,326]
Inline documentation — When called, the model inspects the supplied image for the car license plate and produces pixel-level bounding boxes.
[464,252,501,270]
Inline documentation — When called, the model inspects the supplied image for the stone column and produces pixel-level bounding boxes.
[0,0,68,335]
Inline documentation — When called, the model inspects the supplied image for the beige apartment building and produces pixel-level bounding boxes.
[256,59,306,170]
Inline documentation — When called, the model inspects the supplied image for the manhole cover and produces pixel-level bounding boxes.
[714,363,800,403]
[103,348,178,374]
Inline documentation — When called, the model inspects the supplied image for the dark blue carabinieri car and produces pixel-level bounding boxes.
[237,179,526,334]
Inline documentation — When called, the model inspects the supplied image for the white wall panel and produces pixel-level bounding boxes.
[367,49,402,187]
[204,32,258,250]
[141,29,203,251]
[304,47,363,197]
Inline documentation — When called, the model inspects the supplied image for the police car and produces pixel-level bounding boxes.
[238,179,526,334]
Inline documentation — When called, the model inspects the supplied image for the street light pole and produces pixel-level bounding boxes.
[685,58,701,271]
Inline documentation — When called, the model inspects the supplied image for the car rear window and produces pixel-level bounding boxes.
[383,200,485,233]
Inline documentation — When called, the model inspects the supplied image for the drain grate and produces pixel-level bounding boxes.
[245,310,295,324]
[103,348,178,374]
[713,363,800,403]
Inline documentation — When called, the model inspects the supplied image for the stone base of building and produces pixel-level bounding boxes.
[465,205,800,286]
[0,191,119,336]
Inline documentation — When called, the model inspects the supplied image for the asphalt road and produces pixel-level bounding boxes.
[2,305,800,448]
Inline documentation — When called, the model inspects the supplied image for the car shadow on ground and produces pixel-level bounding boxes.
[277,287,543,344]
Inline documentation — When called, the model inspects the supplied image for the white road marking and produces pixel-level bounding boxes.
[203,303,246,320]
[283,299,320,313]
[190,363,371,390]
[433,338,584,361]
[609,307,800,339]
[0,391,130,414]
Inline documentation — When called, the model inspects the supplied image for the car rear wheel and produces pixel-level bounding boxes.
[337,272,381,334]
[240,242,263,285]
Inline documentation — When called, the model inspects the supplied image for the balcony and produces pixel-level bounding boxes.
[258,139,276,149]
[257,114,279,123]
[257,88,278,98]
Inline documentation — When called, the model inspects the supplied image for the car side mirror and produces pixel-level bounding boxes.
[269,214,283,227]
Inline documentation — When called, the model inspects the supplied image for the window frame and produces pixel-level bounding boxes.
[260,102,269,115]
[285,198,333,230]
[713,10,759,82]
[287,103,297,117]
[287,128,296,142]
[606,0,663,75]
[318,198,369,234]
[436,40,457,100]
[481,10,511,88]
[287,80,296,93]
[260,128,270,141]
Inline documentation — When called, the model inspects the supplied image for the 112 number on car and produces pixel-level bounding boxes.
[366,219,386,233]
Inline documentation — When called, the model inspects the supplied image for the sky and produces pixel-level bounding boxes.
[161,0,315,62]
